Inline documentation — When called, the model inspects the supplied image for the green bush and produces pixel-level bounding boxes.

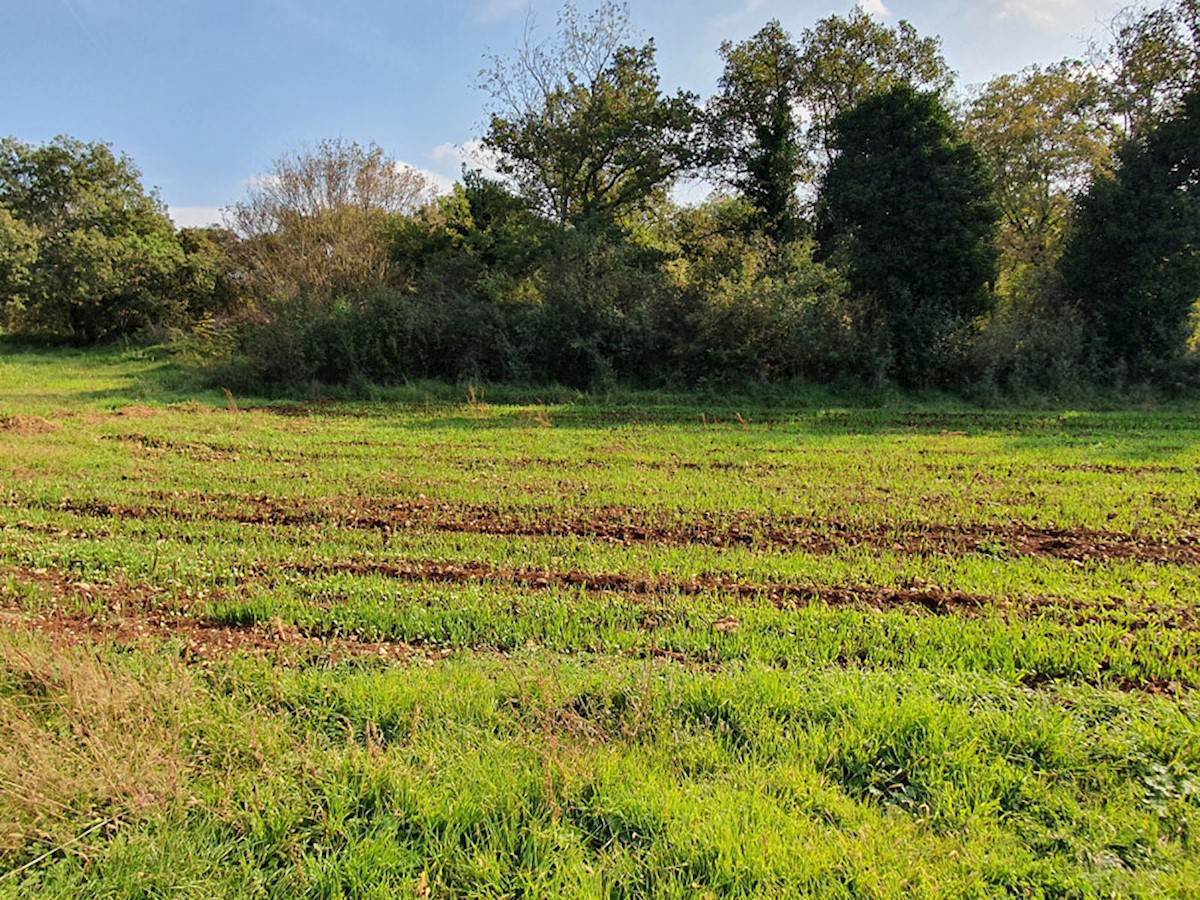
[966,297,1092,401]
[0,137,188,343]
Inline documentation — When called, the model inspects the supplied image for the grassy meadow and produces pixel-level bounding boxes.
[1,344,1199,897]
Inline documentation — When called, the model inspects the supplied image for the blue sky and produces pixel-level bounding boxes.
[4,0,1128,227]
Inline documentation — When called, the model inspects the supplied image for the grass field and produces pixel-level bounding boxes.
[1,344,1198,897]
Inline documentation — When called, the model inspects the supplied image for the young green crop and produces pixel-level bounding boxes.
[1,344,1198,896]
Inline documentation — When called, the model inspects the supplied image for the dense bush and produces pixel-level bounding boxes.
[1060,88,1200,380]
[0,137,187,342]
[816,86,999,387]
[662,199,882,384]
[228,186,898,391]
[966,295,1092,401]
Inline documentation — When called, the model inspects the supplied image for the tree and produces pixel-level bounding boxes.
[964,62,1113,298]
[1060,87,1200,377]
[228,138,431,307]
[816,85,999,385]
[0,207,38,319]
[391,170,551,309]
[0,136,184,342]
[174,227,244,321]
[705,21,806,243]
[1091,0,1200,138]
[798,6,954,167]
[480,1,698,225]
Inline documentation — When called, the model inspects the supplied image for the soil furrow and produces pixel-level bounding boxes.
[274,558,992,616]
[29,494,1200,566]
[0,569,419,663]
[0,566,1184,693]
[266,558,1198,631]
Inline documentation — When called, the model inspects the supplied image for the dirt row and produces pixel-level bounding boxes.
[275,558,995,616]
[0,564,1188,695]
[272,557,1198,631]
[9,555,1176,630]
[0,568,420,664]
[39,493,1200,566]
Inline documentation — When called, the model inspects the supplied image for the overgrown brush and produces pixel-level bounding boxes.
[0,634,193,859]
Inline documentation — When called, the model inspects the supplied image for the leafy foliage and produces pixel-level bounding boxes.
[0,136,184,343]
[1061,87,1200,378]
[228,138,431,308]
[964,62,1113,300]
[705,21,807,243]
[173,227,244,322]
[797,6,954,167]
[1092,0,1200,138]
[662,198,875,384]
[480,1,698,225]
[816,86,999,386]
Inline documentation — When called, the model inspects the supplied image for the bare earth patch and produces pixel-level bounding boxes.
[0,415,59,435]
[34,493,1200,566]
[0,568,422,665]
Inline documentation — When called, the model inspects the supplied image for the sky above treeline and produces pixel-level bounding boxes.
[5,0,1131,227]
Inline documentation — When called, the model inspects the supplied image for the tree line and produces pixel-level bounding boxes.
[2,0,1198,395]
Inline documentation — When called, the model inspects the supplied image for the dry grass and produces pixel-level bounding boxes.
[0,632,193,857]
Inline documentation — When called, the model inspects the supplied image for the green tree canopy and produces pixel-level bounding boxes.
[0,136,184,343]
[1060,87,1200,377]
[480,1,698,226]
[1092,0,1200,138]
[705,20,806,243]
[816,85,998,385]
[798,6,954,167]
[964,62,1113,298]
[0,207,38,314]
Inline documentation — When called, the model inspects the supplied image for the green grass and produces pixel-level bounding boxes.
[1,344,1198,897]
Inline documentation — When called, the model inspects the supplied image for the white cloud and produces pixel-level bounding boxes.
[860,0,890,19]
[398,161,456,196]
[996,0,1083,30]
[431,140,506,181]
[169,206,225,229]
[473,0,528,25]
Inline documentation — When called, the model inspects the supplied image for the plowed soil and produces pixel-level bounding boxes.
[0,563,1186,692]
[33,494,1200,566]
[269,558,1197,630]
[0,568,419,664]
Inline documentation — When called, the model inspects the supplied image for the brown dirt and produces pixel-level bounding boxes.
[112,405,159,418]
[0,567,422,665]
[0,415,59,435]
[273,557,994,617]
[38,493,1200,566]
[100,433,241,462]
[264,558,1198,631]
[0,565,1192,691]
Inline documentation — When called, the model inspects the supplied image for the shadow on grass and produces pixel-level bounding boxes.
[4,339,1198,445]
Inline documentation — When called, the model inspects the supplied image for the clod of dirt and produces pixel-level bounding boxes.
[0,415,59,435]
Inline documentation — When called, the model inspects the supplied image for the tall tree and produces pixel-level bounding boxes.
[0,207,38,317]
[0,136,184,343]
[228,138,431,307]
[480,1,698,225]
[964,62,1113,297]
[1060,87,1200,376]
[705,20,806,243]
[816,86,998,385]
[1092,0,1200,138]
[798,5,954,167]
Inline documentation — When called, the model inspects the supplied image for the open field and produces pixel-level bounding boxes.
[1,346,1199,897]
